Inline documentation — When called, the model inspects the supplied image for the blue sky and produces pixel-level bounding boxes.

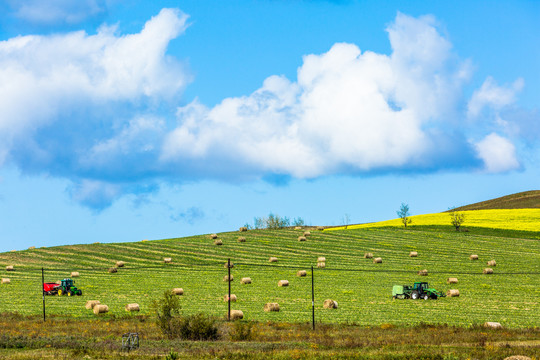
[0,0,539,252]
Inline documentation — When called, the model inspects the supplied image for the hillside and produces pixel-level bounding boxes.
[0,227,539,327]
[449,190,540,211]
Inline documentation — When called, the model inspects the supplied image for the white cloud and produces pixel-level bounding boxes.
[475,133,520,173]
[162,13,472,177]
[7,0,106,25]
[467,76,524,118]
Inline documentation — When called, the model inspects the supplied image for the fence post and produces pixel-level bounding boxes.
[42,267,46,322]
[228,258,231,321]
[311,265,315,330]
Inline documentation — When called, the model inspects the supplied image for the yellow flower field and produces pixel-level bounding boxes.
[329,209,540,232]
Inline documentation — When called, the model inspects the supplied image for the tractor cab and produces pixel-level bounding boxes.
[413,282,429,292]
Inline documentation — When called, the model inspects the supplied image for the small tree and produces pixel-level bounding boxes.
[397,203,412,228]
[449,210,465,231]
[152,290,181,338]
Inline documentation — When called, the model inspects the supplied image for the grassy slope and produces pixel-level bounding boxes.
[0,227,539,327]
[450,190,540,211]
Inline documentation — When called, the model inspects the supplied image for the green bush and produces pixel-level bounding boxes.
[230,320,254,341]
[152,290,181,339]
[177,313,219,341]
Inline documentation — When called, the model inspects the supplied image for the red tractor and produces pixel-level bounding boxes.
[43,278,82,296]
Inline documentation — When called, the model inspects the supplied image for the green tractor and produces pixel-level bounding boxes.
[392,282,445,300]
[57,278,82,296]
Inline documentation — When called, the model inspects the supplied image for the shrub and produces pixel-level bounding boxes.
[230,320,254,341]
[177,313,219,341]
[152,290,181,339]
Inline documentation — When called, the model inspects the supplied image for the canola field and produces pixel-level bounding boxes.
[329,209,540,232]
[0,225,539,328]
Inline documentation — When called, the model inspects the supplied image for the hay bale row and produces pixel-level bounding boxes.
[317,262,326,268]
[241,277,252,284]
[238,237,246,243]
[71,271,80,278]
[229,310,243,320]
[409,251,418,257]
[483,268,494,274]
[470,254,479,260]
[125,303,140,312]
[317,257,326,262]
[1,278,10,284]
[269,257,278,263]
[223,275,233,282]
[224,294,237,302]
[278,280,289,287]
[210,234,218,239]
[172,288,184,295]
[116,261,125,268]
[373,257,382,264]
[164,257,172,263]
[214,239,223,245]
[417,269,428,276]
[239,227,248,232]
[93,304,109,315]
[264,303,280,312]
[108,267,117,273]
[6,265,14,271]
[487,260,497,267]
[447,289,460,297]
[85,300,100,310]
[297,270,307,277]
[447,277,458,284]
[364,253,373,259]
[323,299,338,309]
[298,236,306,241]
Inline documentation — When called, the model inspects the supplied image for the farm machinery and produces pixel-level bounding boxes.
[43,278,82,296]
[392,282,445,300]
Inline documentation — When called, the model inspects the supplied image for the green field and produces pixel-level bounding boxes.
[1,226,539,328]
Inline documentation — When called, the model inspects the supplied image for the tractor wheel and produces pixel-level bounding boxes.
[77,290,82,296]
[411,291,419,300]
[423,294,429,300]
[67,291,72,296]
[58,289,63,296]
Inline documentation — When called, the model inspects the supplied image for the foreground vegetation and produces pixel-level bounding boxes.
[0,313,538,359]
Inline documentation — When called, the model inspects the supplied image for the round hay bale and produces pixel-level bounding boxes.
[470,254,479,260]
[323,299,338,309]
[373,257,382,264]
[1,278,10,284]
[238,236,246,242]
[214,239,223,245]
[28,246,35,250]
[85,300,100,310]
[142,239,148,242]
[93,304,109,315]
[446,289,460,297]
[108,267,118,273]
[241,277,252,284]
[317,262,326,268]
[317,257,326,262]
[224,262,234,269]
[164,257,172,263]
[364,253,373,259]
[294,226,302,230]
[417,269,428,276]
[303,231,311,236]
[6,265,14,271]
[483,268,494,274]
[210,233,218,239]
[487,260,497,267]
[503,356,532,360]
[116,261,125,268]
[317,226,324,231]
[297,270,307,277]
[229,310,243,320]
[484,321,502,329]
[239,227,247,232]
[264,303,280,312]
[269,257,278,263]
[447,277,458,284]
[70,271,80,278]
[125,303,140,312]
[409,251,418,257]
[172,288,184,295]
[224,294,237,302]
[298,236,306,241]
[278,280,289,287]
[223,275,233,282]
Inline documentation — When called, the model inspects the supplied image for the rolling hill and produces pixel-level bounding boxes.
[449,190,540,211]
